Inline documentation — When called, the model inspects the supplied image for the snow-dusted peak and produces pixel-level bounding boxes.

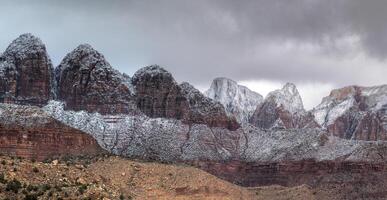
[3,33,47,62]
[205,77,263,124]
[132,65,176,86]
[266,82,305,114]
[133,65,171,78]
[58,43,111,71]
[313,84,387,127]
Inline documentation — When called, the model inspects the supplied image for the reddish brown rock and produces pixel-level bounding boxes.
[249,83,319,129]
[314,85,387,141]
[193,159,387,199]
[180,82,239,130]
[56,44,137,114]
[0,104,105,161]
[0,33,54,106]
[132,65,239,130]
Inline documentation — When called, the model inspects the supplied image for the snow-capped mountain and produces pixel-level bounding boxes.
[205,77,263,124]
[249,83,319,129]
[312,85,387,140]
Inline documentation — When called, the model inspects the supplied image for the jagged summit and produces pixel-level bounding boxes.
[205,77,263,124]
[249,83,318,129]
[265,82,305,114]
[312,84,387,140]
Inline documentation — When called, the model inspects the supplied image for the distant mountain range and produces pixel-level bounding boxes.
[1,34,387,197]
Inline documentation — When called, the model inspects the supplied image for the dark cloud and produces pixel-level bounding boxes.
[0,0,386,90]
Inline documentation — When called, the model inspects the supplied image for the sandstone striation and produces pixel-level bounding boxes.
[0,103,104,161]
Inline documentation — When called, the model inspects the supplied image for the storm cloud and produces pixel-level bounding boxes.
[1,0,387,109]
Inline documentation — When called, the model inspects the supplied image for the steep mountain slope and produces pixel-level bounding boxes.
[205,77,263,124]
[249,83,319,129]
[56,44,137,114]
[0,33,54,106]
[132,65,239,130]
[312,85,387,140]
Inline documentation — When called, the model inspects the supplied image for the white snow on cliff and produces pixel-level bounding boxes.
[205,77,263,124]
[265,82,305,114]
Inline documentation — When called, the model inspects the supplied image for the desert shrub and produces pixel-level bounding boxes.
[32,167,39,173]
[6,179,22,193]
[78,184,87,194]
[0,173,6,184]
[24,194,38,200]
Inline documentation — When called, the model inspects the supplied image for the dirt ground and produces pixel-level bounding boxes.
[0,155,317,200]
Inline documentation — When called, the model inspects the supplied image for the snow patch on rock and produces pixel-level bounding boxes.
[205,77,263,124]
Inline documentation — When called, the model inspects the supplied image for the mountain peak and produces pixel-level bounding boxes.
[3,33,46,62]
[205,77,263,124]
[267,82,304,114]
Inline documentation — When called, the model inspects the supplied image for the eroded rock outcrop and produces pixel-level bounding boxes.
[0,33,54,106]
[132,65,239,130]
[56,44,137,114]
[205,77,263,124]
[249,83,319,129]
[313,85,387,140]
[0,103,104,161]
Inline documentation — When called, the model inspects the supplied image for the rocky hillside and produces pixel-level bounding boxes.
[0,155,321,200]
[249,83,319,129]
[205,77,263,124]
[313,85,387,140]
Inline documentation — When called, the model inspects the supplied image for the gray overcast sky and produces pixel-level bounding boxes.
[1,0,387,109]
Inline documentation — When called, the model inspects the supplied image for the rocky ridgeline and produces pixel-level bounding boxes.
[130,65,240,130]
[2,33,387,196]
[313,85,387,140]
[249,83,319,129]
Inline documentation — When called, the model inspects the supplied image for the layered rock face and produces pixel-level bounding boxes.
[56,44,137,114]
[205,77,263,124]
[180,82,239,130]
[132,65,239,130]
[0,33,54,106]
[313,85,387,140]
[0,104,104,161]
[249,83,319,129]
